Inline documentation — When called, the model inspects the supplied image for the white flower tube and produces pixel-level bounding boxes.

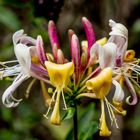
[99,42,117,69]
[112,80,124,102]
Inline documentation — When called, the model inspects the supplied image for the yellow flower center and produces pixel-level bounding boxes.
[45,61,74,90]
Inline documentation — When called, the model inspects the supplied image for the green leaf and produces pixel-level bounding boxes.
[78,121,98,140]
[62,107,75,120]
[0,6,21,30]
[78,104,99,140]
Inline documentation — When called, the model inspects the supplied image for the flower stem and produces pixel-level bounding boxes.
[73,104,78,140]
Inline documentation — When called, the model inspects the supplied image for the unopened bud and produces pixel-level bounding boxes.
[81,52,88,67]
[46,53,54,62]
[57,49,65,64]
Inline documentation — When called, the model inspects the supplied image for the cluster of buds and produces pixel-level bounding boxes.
[0,17,140,137]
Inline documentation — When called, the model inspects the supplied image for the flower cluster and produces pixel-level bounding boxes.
[0,17,140,137]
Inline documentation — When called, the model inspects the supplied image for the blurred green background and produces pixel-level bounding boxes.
[0,0,140,140]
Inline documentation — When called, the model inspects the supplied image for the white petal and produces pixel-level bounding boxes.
[13,30,24,46]
[14,44,32,75]
[3,65,21,77]
[13,30,36,46]
[2,73,28,108]
[109,19,128,38]
[89,43,99,61]
[112,80,124,102]
[99,42,117,69]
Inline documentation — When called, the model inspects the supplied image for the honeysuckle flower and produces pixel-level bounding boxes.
[85,67,126,136]
[1,16,140,138]
[43,61,74,125]
[1,30,49,107]
[90,19,140,105]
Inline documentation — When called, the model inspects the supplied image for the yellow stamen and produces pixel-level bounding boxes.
[26,79,36,98]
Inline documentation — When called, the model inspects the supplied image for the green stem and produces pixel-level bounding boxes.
[73,104,78,140]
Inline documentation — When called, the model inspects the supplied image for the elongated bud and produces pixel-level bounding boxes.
[36,35,47,64]
[46,53,54,62]
[68,29,74,42]
[57,49,65,64]
[82,17,96,57]
[81,52,88,67]
[48,20,60,48]
[48,21,60,61]
[52,44,58,60]
[50,91,61,125]
[81,40,88,53]
[71,35,81,66]
[71,34,81,84]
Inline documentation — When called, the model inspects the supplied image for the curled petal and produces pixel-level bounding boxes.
[82,17,96,56]
[13,30,24,45]
[36,35,47,64]
[108,19,128,66]
[2,73,28,108]
[99,42,117,69]
[13,30,36,46]
[109,19,128,38]
[125,77,137,105]
[20,36,36,45]
[112,80,124,102]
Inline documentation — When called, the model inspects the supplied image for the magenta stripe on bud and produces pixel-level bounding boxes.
[71,34,81,84]
[82,17,96,56]
[36,35,47,64]
[48,20,60,49]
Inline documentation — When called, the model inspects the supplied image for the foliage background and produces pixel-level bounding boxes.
[0,0,140,140]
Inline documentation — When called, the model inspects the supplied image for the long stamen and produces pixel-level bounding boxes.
[62,90,67,110]
[105,98,113,123]
[40,81,51,106]
[105,97,126,116]
[0,60,18,65]
[26,79,36,98]
[104,98,119,128]
[43,89,57,118]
